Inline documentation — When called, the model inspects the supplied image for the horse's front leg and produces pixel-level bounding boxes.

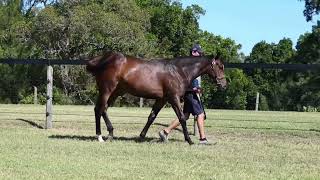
[169,96,193,145]
[140,99,166,140]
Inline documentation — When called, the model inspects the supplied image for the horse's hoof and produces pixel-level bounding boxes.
[97,135,105,142]
[137,135,147,142]
[139,134,146,140]
[106,135,114,141]
[187,140,194,145]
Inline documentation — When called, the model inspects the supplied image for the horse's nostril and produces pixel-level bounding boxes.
[223,84,227,90]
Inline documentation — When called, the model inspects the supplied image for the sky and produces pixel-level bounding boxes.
[181,0,319,55]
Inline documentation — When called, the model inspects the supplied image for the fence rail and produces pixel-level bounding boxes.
[1,58,319,128]
[1,58,320,71]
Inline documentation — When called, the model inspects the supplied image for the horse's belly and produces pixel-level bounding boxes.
[125,83,164,99]
[122,66,165,98]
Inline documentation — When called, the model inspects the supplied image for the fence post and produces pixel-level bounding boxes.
[33,86,38,105]
[140,98,143,108]
[46,65,53,129]
[255,92,260,111]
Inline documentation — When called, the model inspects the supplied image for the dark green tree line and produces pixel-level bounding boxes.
[0,0,319,111]
[301,0,320,21]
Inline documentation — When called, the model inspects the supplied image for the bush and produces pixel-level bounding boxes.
[19,93,46,104]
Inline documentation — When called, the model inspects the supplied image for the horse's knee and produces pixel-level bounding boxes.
[148,112,157,121]
[180,113,187,121]
[178,118,187,125]
[184,113,191,120]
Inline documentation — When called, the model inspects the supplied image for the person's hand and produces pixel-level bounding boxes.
[193,87,202,94]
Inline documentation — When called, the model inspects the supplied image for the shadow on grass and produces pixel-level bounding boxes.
[309,129,320,133]
[155,123,320,134]
[154,122,184,133]
[215,125,320,133]
[48,135,157,143]
[48,134,185,143]
[16,118,44,129]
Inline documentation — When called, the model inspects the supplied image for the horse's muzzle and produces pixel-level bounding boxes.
[216,78,227,90]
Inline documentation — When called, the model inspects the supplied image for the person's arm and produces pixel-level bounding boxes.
[192,79,202,93]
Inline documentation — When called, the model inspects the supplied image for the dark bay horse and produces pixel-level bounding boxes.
[86,51,227,145]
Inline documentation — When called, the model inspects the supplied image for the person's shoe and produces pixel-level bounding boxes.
[199,138,216,145]
[159,130,169,142]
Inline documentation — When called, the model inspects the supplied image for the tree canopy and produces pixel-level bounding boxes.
[0,0,319,111]
[301,0,320,21]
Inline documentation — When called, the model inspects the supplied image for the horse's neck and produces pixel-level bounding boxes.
[181,57,210,83]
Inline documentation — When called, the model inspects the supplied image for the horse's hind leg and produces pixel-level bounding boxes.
[140,99,166,139]
[102,112,113,140]
[94,93,110,142]
[94,84,117,142]
[101,90,123,140]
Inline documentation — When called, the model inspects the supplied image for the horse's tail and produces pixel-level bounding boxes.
[86,56,105,75]
[86,51,122,76]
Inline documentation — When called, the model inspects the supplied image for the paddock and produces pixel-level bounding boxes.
[0,104,319,179]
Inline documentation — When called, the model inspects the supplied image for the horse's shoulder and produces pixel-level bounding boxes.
[125,56,145,64]
[153,59,168,63]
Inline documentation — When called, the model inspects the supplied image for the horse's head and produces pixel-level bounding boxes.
[207,57,227,90]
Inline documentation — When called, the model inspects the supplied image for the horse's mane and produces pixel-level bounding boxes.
[169,56,213,67]
[148,56,212,65]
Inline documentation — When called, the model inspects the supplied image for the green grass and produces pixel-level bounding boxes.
[0,104,320,180]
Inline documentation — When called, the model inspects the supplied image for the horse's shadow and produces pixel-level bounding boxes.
[48,134,185,143]
[48,134,159,143]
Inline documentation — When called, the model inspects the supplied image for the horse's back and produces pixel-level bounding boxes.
[86,51,126,75]
[120,57,186,98]
[87,52,185,98]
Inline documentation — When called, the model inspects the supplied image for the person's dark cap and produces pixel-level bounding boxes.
[191,44,203,53]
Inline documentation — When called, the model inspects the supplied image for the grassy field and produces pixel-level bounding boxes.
[0,104,320,180]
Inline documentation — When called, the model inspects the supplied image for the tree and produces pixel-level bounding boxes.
[27,0,160,104]
[295,24,320,64]
[289,23,320,111]
[195,31,257,110]
[300,0,320,21]
[136,0,205,57]
[245,38,295,110]
[0,0,32,58]
[198,31,242,63]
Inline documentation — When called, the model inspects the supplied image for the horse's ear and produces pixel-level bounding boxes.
[212,59,216,65]
[214,52,221,60]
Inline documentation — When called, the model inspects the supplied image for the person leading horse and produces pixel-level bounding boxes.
[86,49,227,145]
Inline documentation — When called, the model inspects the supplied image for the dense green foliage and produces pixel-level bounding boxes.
[301,0,320,21]
[0,0,319,111]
